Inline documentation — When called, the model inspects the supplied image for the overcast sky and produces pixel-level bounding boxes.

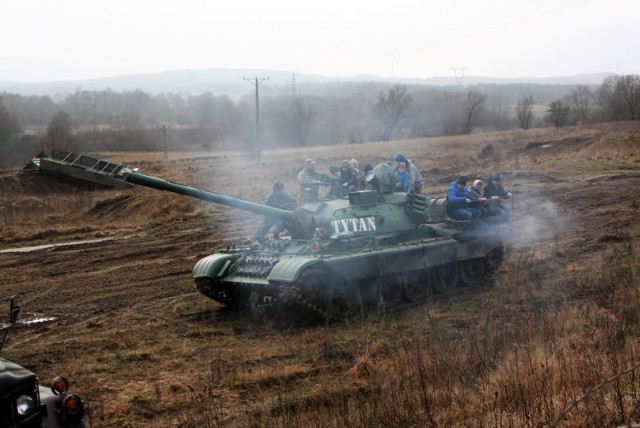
[2,0,638,83]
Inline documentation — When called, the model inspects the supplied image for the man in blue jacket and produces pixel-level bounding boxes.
[393,153,424,194]
[446,176,481,220]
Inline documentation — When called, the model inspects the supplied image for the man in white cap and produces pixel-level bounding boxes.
[298,158,322,202]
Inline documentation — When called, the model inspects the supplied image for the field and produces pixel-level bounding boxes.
[1,122,640,427]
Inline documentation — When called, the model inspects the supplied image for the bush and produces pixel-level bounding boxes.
[478,143,495,159]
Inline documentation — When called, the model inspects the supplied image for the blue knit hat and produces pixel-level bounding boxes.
[492,173,502,182]
[394,153,407,163]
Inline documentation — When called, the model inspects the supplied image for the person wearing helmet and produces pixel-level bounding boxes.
[254,181,297,239]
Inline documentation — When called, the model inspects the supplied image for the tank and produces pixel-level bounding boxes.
[122,163,510,319]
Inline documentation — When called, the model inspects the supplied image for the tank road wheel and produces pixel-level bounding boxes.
[324,282,362,321]
[458,258,486,288]
[431,262,459,295]
[376,276,402,311]
[382,277,403,307]
[484,245,505,275]
[249,289,281,318]
[290,266,361,321]
[401,271,431,303]
[357,279,378,310]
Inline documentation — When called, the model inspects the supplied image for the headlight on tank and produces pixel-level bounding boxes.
[16,393,37,416]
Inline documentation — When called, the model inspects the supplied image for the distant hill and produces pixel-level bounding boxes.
[0,69,613,98]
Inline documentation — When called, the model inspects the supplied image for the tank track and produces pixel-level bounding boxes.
[278,284,330,320]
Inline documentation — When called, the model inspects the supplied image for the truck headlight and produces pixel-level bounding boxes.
[62,394,84,419]
[51,376,69,395]
[16,393,36,416]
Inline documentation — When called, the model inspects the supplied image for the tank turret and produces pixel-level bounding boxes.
[120,164,509,321]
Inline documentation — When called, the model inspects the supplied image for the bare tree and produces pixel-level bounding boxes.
[46,110,73,151]
[0,97,21,144]
[0,97,23,169]
[597,74,640,121]
[374,85,411,141]
[515,95,534,130]
[463,90,488,134]
[564,85,594,124]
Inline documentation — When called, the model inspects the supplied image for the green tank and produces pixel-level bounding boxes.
[123,163,509,319]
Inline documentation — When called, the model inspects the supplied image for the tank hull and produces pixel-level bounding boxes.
[192,224,506,318]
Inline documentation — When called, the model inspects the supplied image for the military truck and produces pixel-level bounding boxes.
[0,296,86,428]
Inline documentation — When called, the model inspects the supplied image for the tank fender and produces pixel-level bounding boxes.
[267,258,322,283]
[192,253,240,280]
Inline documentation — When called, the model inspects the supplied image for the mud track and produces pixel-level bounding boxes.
[1,135,639,425]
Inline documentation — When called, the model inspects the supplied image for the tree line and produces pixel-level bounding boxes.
[1,74,639,169]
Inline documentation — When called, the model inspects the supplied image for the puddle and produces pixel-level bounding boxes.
[0,238,114,254]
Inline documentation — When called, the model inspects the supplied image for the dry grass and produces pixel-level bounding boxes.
[1,122,640,427]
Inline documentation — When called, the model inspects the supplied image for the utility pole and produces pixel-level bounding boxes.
[38,119,44,151]
[243,76,269,161]
[157,124,172,162]
[92,91,97,147]
[111,114,123,151]
[286,73,297,98]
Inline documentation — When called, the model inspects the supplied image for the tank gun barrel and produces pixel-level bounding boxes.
[123,171,299,223]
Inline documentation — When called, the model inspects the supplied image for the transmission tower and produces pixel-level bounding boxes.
[286,73,297,98]
[452,68,467,86]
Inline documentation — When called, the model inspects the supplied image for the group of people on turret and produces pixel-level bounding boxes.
[255,153,512,239]
[298,154,512,221]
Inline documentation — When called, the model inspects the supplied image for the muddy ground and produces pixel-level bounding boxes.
[1,123,639,426]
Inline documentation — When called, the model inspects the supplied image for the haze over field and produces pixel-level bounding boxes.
[1,0,638,90]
